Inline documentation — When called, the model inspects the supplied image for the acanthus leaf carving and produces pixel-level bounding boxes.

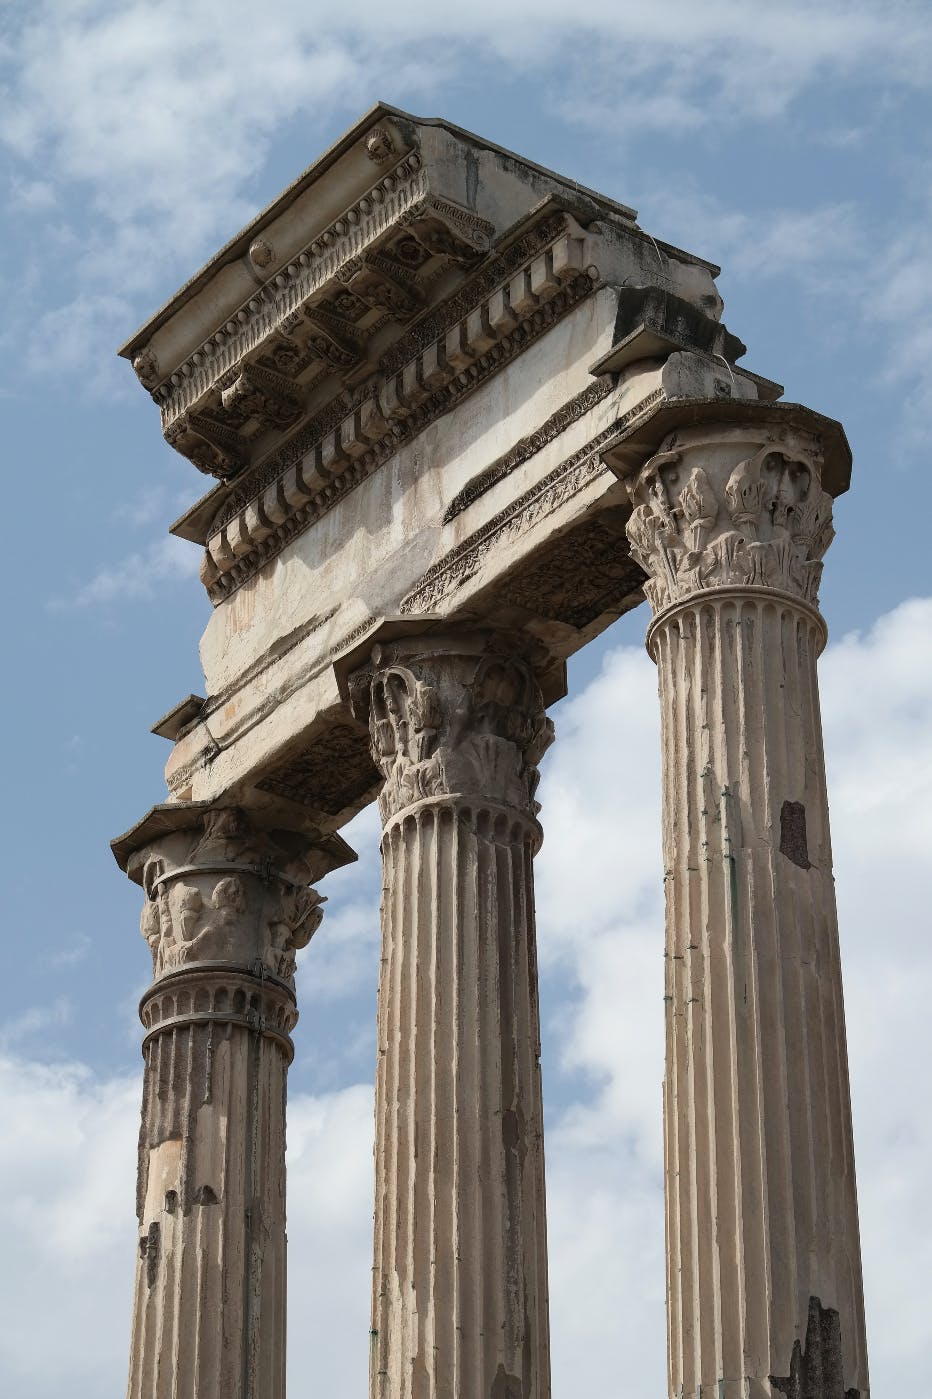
[362,641,553,822]
[219,364,302,431]
[165,412,248,480]
[625,427,834,614]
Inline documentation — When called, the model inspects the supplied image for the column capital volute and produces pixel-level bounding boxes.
[334,620,563,826]
[603,399,852,623]
[332,615,567,719]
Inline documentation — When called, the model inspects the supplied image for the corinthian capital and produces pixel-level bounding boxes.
[624,418,837,616]
[114,803,354,988]
[352,632,554,822]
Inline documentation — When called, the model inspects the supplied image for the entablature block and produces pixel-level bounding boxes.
[118,105,795,835]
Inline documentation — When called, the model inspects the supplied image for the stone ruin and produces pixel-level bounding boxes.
[112,105,869,1398]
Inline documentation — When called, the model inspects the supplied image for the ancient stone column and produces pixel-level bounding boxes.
[623,413,869,1398]
[118,805,334,1399]
[352,632,554,1399]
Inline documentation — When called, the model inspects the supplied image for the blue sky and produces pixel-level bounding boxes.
[1,2,930,1393]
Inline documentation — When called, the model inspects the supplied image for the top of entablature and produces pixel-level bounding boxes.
[118,103,642,361]
[116,104,723,488]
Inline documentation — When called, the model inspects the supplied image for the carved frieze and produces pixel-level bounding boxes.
[443,379,613,521]
[208,212,575,523]
[355,636,553,822]
[498,514,646,629]
[164,412,249,480]
[150,152,428,423]
[375,212,569,380]
[401,415,619,615]
[624,424,834,614]
[337,251,424,319]
[219,364,302,431]
[146,174,499,459]
[205,262,598,603]
[256,723,382,817]
[399,196,494,263]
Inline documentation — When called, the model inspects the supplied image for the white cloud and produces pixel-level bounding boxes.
[0,1056,138,1397]
[3,596,928,1393]
[0,998,72,1050]
[23,289,136,394]
[1,1,930,391]
[7,176,56,212]
[48,531,202,610]
[286,1085,375,1391]
[0,1053,376,1398]
[45,933,92,969]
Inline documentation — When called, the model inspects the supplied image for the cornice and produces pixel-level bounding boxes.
[148,153,433,421]
[202,222,596,603]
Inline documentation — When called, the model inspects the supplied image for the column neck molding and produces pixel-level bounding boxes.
[139,958,299,1060]
[149,860,311,893]
[141,1011,296,1061]
[380,792,543,846]
[645,583,828,659]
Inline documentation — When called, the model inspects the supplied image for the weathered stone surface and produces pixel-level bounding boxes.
[614,417,869,1398]
[114,804,354,1399]
[118,106,766,820]
[114,105,871,1399]
[350,631,553,1399]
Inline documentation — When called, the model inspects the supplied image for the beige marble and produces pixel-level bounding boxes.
[113,105,871,1399]
[352,631,553,1399]
[620,410,869,1398]
[117,806,351,1399]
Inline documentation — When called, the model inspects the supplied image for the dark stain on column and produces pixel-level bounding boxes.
[770,1296,861,1399]
[490,1361,524,1399]
[780,800,811,869]
[144,1222,160,1288]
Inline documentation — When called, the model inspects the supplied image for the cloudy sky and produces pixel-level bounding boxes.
[1,1,930,1393]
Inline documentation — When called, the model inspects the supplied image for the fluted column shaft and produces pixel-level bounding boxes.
[355,633,553,1399]
[625,416,869,1398]
[121,806,328,1399]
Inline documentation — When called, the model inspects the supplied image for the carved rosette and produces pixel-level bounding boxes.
[356,633,553,826]
[136,806,325,991]
[625,421,835,620]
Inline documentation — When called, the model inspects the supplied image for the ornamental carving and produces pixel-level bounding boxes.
[625,429,835,614]
[219,364,302,431]
[206,265,598,604]
[401,414,618,615]
[137,807,324,984]
[359,640,554,821]
[154,152,427,427]
[365,127,395,163]
[256,723,382,817]
[132,346,160,390]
